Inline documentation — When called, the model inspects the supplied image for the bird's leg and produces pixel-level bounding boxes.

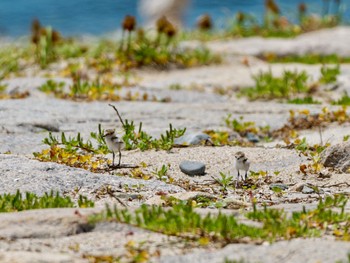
[118,150,122,167]
[112,152,115,166]
[236,170,240,187]
[244,171,248,181]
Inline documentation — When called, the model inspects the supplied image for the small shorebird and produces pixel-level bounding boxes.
[103,129,124,167]
[234,151,250,186]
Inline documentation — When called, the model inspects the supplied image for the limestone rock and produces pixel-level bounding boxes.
[321,142,350,173]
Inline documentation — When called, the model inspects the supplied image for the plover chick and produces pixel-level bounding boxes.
[103,129,124,166]
[234,151,250,186]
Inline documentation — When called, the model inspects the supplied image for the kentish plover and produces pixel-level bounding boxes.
[234,151,250,185]
[103,129,124,166]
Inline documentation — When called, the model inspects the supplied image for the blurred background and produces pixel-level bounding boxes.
[0,0,348,37]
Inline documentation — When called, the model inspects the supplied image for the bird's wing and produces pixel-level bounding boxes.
[111,136,122,143]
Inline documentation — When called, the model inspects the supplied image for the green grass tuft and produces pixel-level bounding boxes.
[332,93,350,106]
[288,97,321,104]
[90,194,350,244]
[239,70,309,100]
[0,190,94,212]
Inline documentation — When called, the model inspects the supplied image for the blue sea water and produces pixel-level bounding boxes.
[0,0,348,37]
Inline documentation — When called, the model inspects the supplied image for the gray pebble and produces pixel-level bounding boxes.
[179,161,206,176]
[302,185,315,194]
[246,132,260,143]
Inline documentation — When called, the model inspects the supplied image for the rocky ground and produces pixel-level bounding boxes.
[1,27,350,262]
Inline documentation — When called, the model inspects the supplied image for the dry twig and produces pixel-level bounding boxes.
[108,104,125,128]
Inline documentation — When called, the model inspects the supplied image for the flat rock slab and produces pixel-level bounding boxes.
[0,208,98,239]
[1,207,350,263]
[0,251,85,263]
[158,238,350,263]
[0,208,182,262]
[185,26,350,57]
[0,154,184,201]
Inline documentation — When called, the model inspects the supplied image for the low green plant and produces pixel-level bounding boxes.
[39,78,122,101]
[33,125,109,171]
[288,97,321,104]
[152,164,169,181]
[156,124,186,150]
[32,26,60,68]
[320,64,340,84]
[90,124,109,153]
[0,190,94,212]
[215,172,234,192]
[39,78,168,102]
[259,53,350,64]
[122,121,186,151]
[90,194,350,245]
[332,92,350,106]
[115,16,221,71]
[39,79,65,95]
[289,136,329,174]
[34,121,186,171]
[225,115,271,139]
[42,126,108,154]
[203,130,232,146]
[0,47,21,79]
[203,115,272,147]
[239,70,309,100]
[224,259,247,263]
[239,65,342,101]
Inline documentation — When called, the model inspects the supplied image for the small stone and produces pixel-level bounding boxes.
[223,198,249,209]
[174,133,211,146]
[302,185,315,194]
[321,142,350,172]
[269,183,289,191]
[179,161,206,176]
[290,183,305,192]
[246,132,260,143]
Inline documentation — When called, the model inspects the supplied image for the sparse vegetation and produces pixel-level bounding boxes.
[225,114,272,144]
[239,70,310,100]
[111,103,186,152]
[152,164,170,181]
[319,64,340,84]
[0,83,30,99]
[33,125,110,172]
[290,137,329,175]
[333,93,350,106]
[90,194,350,245]
[0,190,94,212]
[204,115,272,147]
[239,64,342,102]
[34,116,186,171]
[39,78,122,101]
[287,97,321,105]
[38,78,170,102]
[215,172,234,193]
[259,53,350,64]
